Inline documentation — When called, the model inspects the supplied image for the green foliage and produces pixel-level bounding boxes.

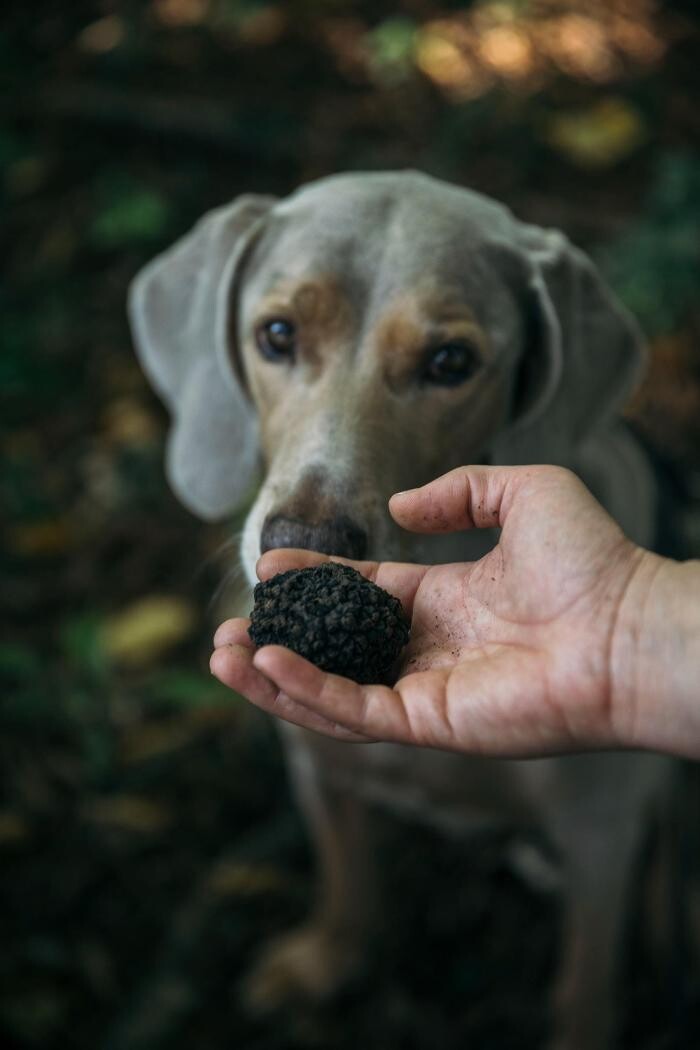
[144,668,241,709]
[0,641,38,681]
[215,0,276,26]
[600,153,700,335]
[367,17,418,79]
[0,129,24,170]
[90,179,172,248]
[60,614,108,682]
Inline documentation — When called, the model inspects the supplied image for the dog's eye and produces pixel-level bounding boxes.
[256,319,296,362]
[423,341,481,386]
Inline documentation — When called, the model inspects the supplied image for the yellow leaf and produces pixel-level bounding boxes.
[0,811,31,845]
[76,15,125,54]
[102,596,196,667]
[82,794,172,833]
[121,707,242,764]
[543,98,646,169]
[208,861,286,897]
[8,518,73,556]
[154,0,209,28]
[121,717,203,763]
[102,397,162,448]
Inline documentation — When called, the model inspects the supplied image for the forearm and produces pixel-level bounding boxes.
[612,552,700,758]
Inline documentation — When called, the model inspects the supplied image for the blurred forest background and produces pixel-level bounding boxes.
[2,2,700,1048]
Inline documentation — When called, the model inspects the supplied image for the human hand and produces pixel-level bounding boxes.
[211,465,658,757]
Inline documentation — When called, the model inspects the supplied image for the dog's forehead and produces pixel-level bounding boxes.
[277,171,515,235]
[246,172,519,301]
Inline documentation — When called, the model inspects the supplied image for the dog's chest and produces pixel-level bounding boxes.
[279,720,671,851]
[280,722,547,835]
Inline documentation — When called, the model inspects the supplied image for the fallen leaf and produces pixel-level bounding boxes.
[0,811,31,845]
[76,15,125,54]
[82,794,172,833]
[120,717,206,764]
[208,861,286,897]
[543,97,646,169]
[102,397,162,448]
[154,0,209,28]
[7,518,73,556]
[102,596,197,667]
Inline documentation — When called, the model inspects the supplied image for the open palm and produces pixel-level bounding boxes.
[211,466,645,757]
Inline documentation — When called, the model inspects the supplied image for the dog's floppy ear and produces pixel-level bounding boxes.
[128,194,276,520]
[493,225,645,465]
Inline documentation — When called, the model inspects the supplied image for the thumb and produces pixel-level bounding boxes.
[388,465,540,534]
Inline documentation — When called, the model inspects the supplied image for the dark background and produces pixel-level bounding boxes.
[2,2,700,1048]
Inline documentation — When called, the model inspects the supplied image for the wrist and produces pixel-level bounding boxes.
[610,551,700,757]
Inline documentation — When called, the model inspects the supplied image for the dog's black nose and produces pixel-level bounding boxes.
[260,515,368,560]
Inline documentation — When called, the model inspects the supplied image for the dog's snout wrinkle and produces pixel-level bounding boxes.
[260,514,368,560]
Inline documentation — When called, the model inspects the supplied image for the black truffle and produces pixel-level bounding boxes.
[248,562,410,684]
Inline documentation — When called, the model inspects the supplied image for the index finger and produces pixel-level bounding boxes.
[389,464,576,535]
[251,645,411,742]
[389,465,505,533]
[252,645,451,748]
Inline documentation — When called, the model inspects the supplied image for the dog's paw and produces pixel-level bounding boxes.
[241,923,362,1014]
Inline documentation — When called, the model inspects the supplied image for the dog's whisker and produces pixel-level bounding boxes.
[190,532,243,587]
[199,531,245,571]
[208,553,248,615]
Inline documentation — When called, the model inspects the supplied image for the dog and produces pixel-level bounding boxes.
[128,171,672,1049]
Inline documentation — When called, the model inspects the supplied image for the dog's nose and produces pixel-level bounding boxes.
[260,514,368,560]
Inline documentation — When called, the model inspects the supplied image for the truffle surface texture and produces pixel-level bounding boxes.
[248,562,410,684]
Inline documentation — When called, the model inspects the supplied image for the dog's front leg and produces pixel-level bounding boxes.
[244,728,375,1012]
[548,817,645,1050]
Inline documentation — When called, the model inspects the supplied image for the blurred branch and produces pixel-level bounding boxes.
[11,83,299,159]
